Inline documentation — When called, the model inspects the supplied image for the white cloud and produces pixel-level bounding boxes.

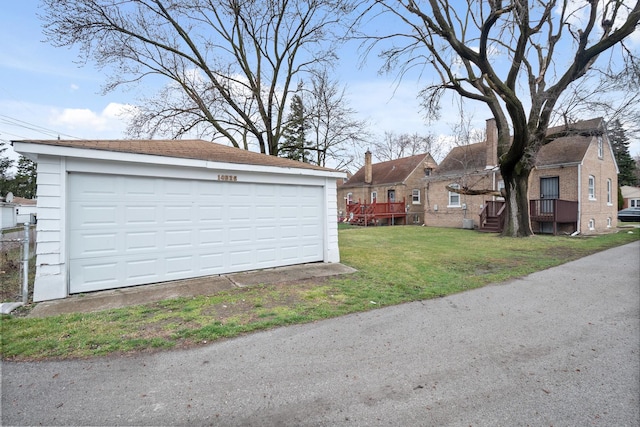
[70,84,79,91]
[49,103,136,137]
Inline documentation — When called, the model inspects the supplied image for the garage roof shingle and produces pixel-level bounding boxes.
[13,139,335,172]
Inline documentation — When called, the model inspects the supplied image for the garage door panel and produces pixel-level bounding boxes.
[123,177,156,198]
[70,204,118,226]
[199,228,224,246]
[256,225,277,241]
[126,258,160,280]
[165,229,193,248]
[126,231,157,251]
[69,174,118,198]
[199,205,223,221]
[165,255,194,275]
[70,232,119,257]
[69,174,324,293]
[70,259,121,292]
[125,205,158,224]
[229,250,252,268]
[256,248,277,264]
[199,252,225,272]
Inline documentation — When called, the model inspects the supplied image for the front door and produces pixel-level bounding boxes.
[540,176,559,214]
[387,189,395,203]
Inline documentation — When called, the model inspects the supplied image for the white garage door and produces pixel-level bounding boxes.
[68,173,324,293]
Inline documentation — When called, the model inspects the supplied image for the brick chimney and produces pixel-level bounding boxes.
[485,118,498,168]
[364,150,372,184]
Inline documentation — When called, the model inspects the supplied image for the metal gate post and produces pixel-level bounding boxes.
[22,222,29,304]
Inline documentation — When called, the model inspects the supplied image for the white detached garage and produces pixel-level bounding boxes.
[13,139,344,302]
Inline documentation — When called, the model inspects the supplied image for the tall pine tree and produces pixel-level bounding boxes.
[608,120,638,187]
[0,142,16,197]
[13,156,37,199]
[280,94,310,162]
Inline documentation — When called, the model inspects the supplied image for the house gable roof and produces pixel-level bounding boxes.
[342,153,436,188]
[621,185,640,199]
[12,197,36,206]
[12,139,334,172]
[536,117,605,167]
[433,117,606,175]
[433,142,488,176]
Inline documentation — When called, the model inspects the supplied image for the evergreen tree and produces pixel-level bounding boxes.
[280,94,309,162]
[0,142,16,197]
[608,120,638,186]
[13,156,37,199]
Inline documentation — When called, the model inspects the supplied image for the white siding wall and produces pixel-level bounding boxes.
[33,156,67,301]
[324,178,340,263]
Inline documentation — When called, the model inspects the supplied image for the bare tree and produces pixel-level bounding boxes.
[372,131,436,161]
[362,0,640,236]
[304,70,370,169]
[41,0,355,156]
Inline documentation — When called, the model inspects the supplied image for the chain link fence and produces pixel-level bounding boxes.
[1,224,36,304]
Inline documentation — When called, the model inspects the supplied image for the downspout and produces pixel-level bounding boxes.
[492,171,496,202]
[577,163,582,234]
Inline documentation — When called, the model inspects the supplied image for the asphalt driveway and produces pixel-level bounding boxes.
[2,241,639,426]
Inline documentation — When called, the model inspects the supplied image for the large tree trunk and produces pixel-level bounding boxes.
[500,161,533,237]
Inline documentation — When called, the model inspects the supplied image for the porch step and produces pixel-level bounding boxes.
[479,216,501,233]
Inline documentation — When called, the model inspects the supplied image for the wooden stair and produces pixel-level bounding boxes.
[479,215,501,232]
[478,201,506,233]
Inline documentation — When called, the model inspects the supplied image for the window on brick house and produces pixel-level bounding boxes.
[588,176,596,200]
[607,179,612,205]
[448,184,461,207]
[371,191,377,203]
[597,136,603,158]
[412,189,420,204]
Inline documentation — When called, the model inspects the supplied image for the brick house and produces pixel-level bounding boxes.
[337,151,437,225]
[620,185,640,208]
[424,118,619,235]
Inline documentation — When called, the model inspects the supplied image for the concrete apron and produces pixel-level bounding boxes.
[26,263,357,318]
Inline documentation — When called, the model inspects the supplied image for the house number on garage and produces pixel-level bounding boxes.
[217,174,238,181]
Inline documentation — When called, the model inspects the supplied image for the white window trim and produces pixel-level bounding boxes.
[588,218,595,230]
[347,192,353,204]
[497,180,505,198]
[606,179,612,205]
[412,189,420,204]
[597,136,603,159]
[607,217,612,228]
[630,199,640,208]
[448,184,461,207]
[588,176,596,200]
[371,191,377,203]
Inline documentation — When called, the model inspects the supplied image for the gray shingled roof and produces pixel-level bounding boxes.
[432,142,488,176]
[12,139,335,172]
[341,153,436,188]
[434,117,605,175]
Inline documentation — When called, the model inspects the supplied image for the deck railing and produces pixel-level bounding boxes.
[529,199,578,223]
[346,199,407,225]
[479,201,506,231]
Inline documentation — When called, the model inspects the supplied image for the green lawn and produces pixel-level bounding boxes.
[1,226,638,361]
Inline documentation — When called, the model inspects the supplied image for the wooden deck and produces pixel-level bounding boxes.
[529,199,578,234]
[478,199,579,235]
[346,199,407,226]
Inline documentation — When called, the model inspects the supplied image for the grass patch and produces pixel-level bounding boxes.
[1,227,638,360]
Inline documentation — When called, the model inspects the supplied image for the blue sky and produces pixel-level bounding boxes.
[1,1,638,167]
[0,1,452,165]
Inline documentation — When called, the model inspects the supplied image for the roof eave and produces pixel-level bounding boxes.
[12,141,346,179]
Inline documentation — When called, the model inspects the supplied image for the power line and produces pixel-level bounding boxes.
[0,114,83,140]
